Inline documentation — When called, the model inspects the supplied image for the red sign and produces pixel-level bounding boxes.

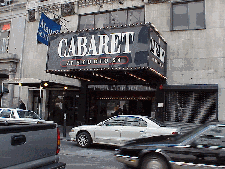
[2,24,10,31]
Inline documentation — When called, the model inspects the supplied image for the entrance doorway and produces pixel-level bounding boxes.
[88,99,152,124]
[48,90,79,126]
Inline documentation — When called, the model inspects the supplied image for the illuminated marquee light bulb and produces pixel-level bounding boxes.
[44,82,48,87]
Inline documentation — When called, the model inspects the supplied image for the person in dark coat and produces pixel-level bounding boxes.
[19,100,26,110]
[114,108,122,116]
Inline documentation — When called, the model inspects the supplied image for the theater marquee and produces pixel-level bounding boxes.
[47,24,167,76]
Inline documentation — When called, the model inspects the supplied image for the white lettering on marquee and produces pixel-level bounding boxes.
[150,37,165,63]
[57,32,135,57]
[88,85,156,91]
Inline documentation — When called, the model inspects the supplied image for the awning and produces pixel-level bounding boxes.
[3,78,42,88]
[47,67,167,86]
[0,85,9,93]
[3,78,79,89]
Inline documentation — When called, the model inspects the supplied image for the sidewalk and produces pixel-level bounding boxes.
[58,125,73,141]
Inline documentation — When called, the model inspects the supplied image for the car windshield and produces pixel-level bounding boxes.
[172,123,210,143]
[146,117,166,127]
[0,109,11,118]
[17,111,41,119]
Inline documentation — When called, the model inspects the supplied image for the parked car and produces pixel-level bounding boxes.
[0,108,53,124]
[69,115,180,148]
[0,119,66,168]
[115,120,225,169]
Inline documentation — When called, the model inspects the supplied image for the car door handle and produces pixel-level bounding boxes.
[140,131,144,133]
[115,130,120,132]
[11,135,26,146]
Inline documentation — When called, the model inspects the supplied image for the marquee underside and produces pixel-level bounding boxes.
[47,67,167,86]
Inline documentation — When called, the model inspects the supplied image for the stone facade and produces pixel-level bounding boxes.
[0,0,224,121]
[144,0,225,120]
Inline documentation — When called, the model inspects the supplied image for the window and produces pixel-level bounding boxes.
[0,22,10,54]
[17,111,40,119]
[0,0,13,6]
[95,13,109,28]
[79,7,144,30]
[28,9,35,22]
[61,2,75,17]
[126,116,140,126]
[172,0,205,30]
[125,116,147,127]
[0,109,11,118]
[110,10,127,26]
[104,116,126,126]
[79,15,94,30]
[147,117,166,127]
[194,126,225,147]
[128,9,144,25]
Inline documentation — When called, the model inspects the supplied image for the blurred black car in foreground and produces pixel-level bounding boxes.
[115,121,225,169]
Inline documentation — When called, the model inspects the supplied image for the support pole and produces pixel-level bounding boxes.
[63,113,66,137]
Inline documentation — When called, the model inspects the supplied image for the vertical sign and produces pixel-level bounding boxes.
[37,13,61,46]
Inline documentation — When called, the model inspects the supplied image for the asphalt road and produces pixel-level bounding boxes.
[59,139,127,169]
[59,139,222,169]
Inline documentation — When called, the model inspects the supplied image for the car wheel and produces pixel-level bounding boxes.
[141,155,169,169]
[77,132,92,148]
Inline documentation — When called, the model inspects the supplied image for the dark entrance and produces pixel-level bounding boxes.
[87,90,155,124]
[48,90,79,126]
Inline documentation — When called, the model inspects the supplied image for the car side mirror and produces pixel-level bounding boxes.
[190,141,197,148]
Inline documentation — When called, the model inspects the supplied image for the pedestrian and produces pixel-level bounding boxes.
[19,100,26,110]
[114,108,122,116]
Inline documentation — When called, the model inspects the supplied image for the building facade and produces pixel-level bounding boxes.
[0,0,223,125]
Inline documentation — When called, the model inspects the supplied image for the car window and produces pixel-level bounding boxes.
[17,111,40,119]
[125,116,147,127]
[104,116,126,126]
[146,117,166,127]
[0,109,11,118]
[17,111,25,118]
[139,118,147,127]
[194,126,225,147]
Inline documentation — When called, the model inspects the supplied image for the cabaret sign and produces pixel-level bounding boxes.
[47,24,167,76]
[58,32,134,57]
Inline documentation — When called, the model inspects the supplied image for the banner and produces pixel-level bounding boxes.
[37,13,61,46]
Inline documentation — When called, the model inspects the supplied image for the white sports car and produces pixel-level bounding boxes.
[69,115,180,148]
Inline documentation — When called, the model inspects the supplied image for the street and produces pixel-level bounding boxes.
[59,139,126,169]
[59,139,220,169]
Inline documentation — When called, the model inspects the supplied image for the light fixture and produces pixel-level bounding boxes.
[44,82,48,87]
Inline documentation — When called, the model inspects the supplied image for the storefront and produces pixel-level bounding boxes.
[164,84,218,124]
[46,23,167,124]
[87,84,156,124]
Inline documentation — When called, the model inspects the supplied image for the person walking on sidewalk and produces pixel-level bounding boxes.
[19,100,26,110]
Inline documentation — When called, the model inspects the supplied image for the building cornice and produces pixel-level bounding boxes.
[0,2,26,14]
[0,53,19,63]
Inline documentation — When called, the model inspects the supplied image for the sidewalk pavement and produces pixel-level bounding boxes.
[58,125,73,141]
